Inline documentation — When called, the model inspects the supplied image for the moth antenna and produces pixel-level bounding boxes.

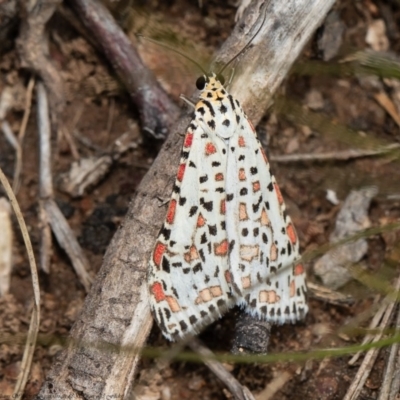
[180,94,196,109]
[136,34,208,76]
[217,6,267,77]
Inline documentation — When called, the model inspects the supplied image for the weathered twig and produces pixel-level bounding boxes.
[17,0,65,128]
[306,281,355,306]
[0,197,12,296]
[378,304,400,400]
[343,270,400,400]
[36,0,336,398]
[68,0,180,139]
[37,82,92,290]
[0,167,40,400]
[189,338,255,400]
[254,371,292,400]
[14,76,35,193]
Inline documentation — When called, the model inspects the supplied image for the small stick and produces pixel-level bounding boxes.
[374,92,400,129]
[378,305,400,400]
[0,167,40,400]
[68,0,180,139]
[270,144,400,163]
[189,338,255,400]
[60,126,80,160]
[0,198,12,296]
[255,371,292,400]
[37,82,92,289]
[343,271,400,400]
[17,0,65,128]
[14,76,36,193]
[307,281,354,306]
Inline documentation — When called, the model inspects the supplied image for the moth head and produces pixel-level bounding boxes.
[196,73,225,91]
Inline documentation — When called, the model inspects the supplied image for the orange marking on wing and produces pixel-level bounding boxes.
[166,199,177,225]
[184,132,193,147]
[166,296,181,312]
[195,288,211,304]
[239,203,248,220]
[270,243,278,261]
[177,163,186,182]
[214,239,228,256]
[274,182,284,205]
[153,242,166,268]
[151,282,165,302]
[225,271,232,283]
[240,245,259,262]
[293,264,305,276]
[259,290,281,304]
[195,286,222,304]
[290,280,296,298]
[190,245,199,260]
[184,245,199,263]
[210,286,223,297]
[260,208,270,226]
[287,223,298,245]
[241,275,251,289]
[205,142,217,155]
[220,199,226,214]
[252,181,260,192]
[238,168,246,181]
[197,213,205,227]
[215,173,224,181]
[238,136,246,147]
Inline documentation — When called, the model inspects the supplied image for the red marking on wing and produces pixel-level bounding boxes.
[238,136,246,147]
[220,199,226,214]
[253,181,260,192]
[215,173,224,181]
[293,264,305,276]
[177,163,186,182]
[197,213,205,227]
[151,282,165,302]
[153,242,166,268]
[205,142,217,155]
[287,223,298,245]
[184,133,194,147]
[166,199,177,225]
[225,270,232,283]
[214,239,228,256]
[274,182,284,205]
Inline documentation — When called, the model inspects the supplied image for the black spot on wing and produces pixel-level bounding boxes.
[189,206,198,217]
[202,100,216,117]
[228,95,235,110]
[219,104,227,114]
[208,225,217,235]
[207,119,216,130]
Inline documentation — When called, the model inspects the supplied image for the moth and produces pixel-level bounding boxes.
[147,18,308,342]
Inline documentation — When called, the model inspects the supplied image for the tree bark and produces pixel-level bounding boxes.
[36,0,335,398]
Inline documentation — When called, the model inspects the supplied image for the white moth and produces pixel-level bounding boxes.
[147,71,308,341]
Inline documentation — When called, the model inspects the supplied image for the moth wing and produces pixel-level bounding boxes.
[148,124,234,341]
[225,115,308,324]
